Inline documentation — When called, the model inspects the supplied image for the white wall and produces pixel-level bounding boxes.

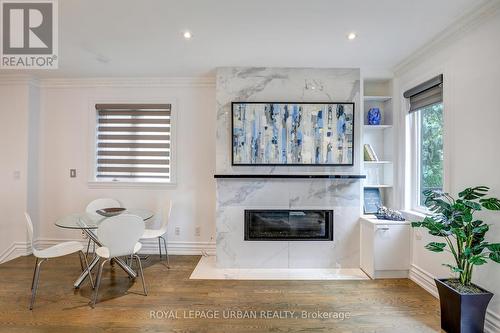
[395,10,500,321]
[36,80,216,251]
[0,81,34,262]
[0,78,217,257]
[27,84,41,239]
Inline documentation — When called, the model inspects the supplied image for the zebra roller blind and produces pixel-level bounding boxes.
[95,104,171,182]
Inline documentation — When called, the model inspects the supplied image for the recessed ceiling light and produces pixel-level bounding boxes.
[183,31,193,40]
[347,32,357,40]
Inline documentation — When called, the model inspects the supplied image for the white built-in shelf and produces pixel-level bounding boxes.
[364,125,393,130]
[363,79,395,209]
[364,184,393,188]
[363,161,392,164]
[363,96,392,102]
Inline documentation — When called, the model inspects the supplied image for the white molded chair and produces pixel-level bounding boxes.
[141,201,172,265]
[92,214,147,307]
[85,198,122,255]
[25,213,94,310]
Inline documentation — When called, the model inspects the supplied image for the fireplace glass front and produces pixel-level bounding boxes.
[244,209,333,241]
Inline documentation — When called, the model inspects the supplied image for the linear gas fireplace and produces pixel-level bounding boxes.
[244,209,333,241]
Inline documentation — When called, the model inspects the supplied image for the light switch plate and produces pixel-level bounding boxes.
[70,169,77,178]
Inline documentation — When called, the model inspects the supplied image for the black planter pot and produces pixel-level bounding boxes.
[435,278,493,333]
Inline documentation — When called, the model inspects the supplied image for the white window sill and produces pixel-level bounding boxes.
[401,209,430,222]
[88,181,177,190]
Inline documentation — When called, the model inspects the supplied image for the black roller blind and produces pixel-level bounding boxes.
[404,74,443,112]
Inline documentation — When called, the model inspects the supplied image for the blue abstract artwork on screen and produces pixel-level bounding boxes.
[232,102,354,165]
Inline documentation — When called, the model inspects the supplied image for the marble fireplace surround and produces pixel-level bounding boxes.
[214,67,362,269]
[216,178,361,268]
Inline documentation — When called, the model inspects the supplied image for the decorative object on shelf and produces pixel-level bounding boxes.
[367,107,381,125]
[231,102,354,166]
[412,186,500,333]
[363,144,378,161]
[96,207,126,217]
[375,206,405,221]
[363,188,381,214]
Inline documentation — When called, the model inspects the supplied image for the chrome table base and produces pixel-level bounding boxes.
[73,228,137,289]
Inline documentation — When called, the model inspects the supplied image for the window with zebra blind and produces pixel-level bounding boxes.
[95,104,172,183]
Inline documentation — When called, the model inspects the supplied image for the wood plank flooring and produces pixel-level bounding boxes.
[0,254,441,333]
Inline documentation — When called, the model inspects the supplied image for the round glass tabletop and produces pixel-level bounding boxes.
[55,209,154,229]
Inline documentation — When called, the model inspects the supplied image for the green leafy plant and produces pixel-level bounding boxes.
[412,186,500,286]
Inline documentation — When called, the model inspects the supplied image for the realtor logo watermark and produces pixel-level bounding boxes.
[1,0,58,69]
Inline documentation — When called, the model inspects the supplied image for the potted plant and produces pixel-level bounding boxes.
[412,186,500,333]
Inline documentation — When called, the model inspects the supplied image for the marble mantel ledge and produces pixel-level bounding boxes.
[213,174,366,179]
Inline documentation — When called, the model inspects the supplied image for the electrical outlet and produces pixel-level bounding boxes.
[175,226,180,236]
[13,170,20,180]
[195,226,201,237]
[70,169,77,178]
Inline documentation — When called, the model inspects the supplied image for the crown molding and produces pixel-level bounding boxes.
[394,0,500,75]
[0,74,40,87]
[39,76,216,88]
[0,75,215,88]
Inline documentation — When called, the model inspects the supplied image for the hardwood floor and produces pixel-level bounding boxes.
[0,254,441,333]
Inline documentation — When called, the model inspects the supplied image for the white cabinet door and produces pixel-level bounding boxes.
[373,224,410,271]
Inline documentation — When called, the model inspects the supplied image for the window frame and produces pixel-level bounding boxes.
[87,98,178,188]
[408,102,444,213]
[399,71,451,216]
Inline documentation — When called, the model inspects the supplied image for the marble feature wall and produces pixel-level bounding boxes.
[215,67,362,268]
[217,179,360,268]
[216,67,361,174]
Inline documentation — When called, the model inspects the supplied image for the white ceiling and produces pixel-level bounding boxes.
[4,0,485,78]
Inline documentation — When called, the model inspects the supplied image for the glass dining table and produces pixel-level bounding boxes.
[55,209,154,288]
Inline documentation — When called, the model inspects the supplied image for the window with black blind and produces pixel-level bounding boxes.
[404,75,444,210]
[95,104,172,183]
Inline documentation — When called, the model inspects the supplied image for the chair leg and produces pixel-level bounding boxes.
[85,238,92,258]
[29,258,46,310]
[31,257,39,290]
[134,254,147,296]
[158,237,162,259]
[160,236,170,267]
[78,251,85,272]
[79,251,94,289]
[91,259,107,308]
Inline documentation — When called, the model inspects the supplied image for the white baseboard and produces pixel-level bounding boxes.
[35,237,216,256]
[409,264,500,333]
[485,310,500,333]
[0,242,31,264]
[409,264,439,298]
[0,238,215,265]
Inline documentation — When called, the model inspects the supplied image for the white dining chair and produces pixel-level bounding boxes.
[92,214,147,307]
[25,213,94,310]
[85,198,122,256]
[141,201,172,266]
